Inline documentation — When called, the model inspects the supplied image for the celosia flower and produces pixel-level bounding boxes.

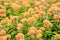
[54,14,60,19]
[36,34,42,39]
[10,16,18,21]
[23,12,29,17]
[10,3,21,10]
[16,33,24,40]
[17,23,23,31]
[39,27,45,32]
[56,34,60,40]
[27,17,36,23]
[22,1,30,7]
[0,30,6,35]
[43,20,52,27]
[0,36,7,40]
[28,8,35,14]
[20,18,27,23]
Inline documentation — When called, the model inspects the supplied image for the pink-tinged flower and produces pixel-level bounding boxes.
[43,20,52,27]
[16,33,24,40]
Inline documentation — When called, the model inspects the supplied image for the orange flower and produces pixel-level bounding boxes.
[22,1,30,7]
[0,36,7,40]
[10,16,18,21]
[39,5,46,11]
[39,11,45,16]
[10,3,21,10]
[28,8,35,14]
[43,20,52,27]
[54,14,60,19]
[27,17,35,23]
[56,2,60,7]
[0,30,6,35]
[39,27,45,32]
[47,12,52,16]
[35,1,40,6]
[1,13,6,17]
[20,18,27,23]
[28,27,37,35]
[0,9,6,13]
[36,34,42,39]
[56,34,60,39]
[16,33,24,40]
[17,23,23,31]
[23,12,29,17]
[32,14,39,19]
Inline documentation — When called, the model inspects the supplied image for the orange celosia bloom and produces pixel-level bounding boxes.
[56,2,60,7]
[39,11,45,16]
[43,20,52,27]
[54,14,60,19]
[17,23,23,31]
[39,5,46,11]
[32,14,39,19]
[56,34,60,39]
[16,33,24,40]
[10,3,21,10]
[36,34,42,39]
[27,17,36,23]
[23,12,29,17]
[47,12,52,16]
[39,27,45,32]
[22,1,30,7]
[1,13,6,17]
[28,27,37,35]
[28,8,35,14]
[35,1,40,6]
[0,36,7,40]
[0,30,6,35]
[20,18,27,23]
[10,16,18,21]
[0,9,6,13]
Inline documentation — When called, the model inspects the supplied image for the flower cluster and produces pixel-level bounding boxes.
[0,0,60,40]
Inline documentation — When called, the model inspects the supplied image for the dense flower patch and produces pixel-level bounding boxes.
[0,0,60,40]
